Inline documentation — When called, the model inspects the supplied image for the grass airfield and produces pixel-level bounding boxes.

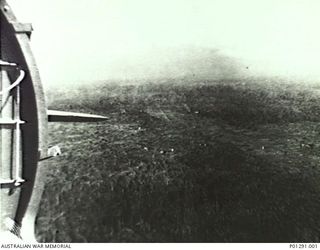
[36,78,320,242]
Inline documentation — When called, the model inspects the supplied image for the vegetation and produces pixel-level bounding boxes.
[36,78,320,242]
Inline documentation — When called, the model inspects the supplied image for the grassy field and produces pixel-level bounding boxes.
[36,78,320,242]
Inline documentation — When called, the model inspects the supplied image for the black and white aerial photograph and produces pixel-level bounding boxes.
[1,0,320,245]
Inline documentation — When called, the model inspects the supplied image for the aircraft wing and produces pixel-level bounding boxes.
[47,110,107,122]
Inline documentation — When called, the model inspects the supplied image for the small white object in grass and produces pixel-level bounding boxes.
[138,127,146,132]
[143,147,148,151]
[170,148,174,152]
[261,146,264,150]
[48,145,62,157]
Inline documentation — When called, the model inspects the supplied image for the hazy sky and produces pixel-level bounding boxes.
[8,0,320,87]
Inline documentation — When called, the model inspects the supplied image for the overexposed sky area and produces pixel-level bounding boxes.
[7,0,320,87]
